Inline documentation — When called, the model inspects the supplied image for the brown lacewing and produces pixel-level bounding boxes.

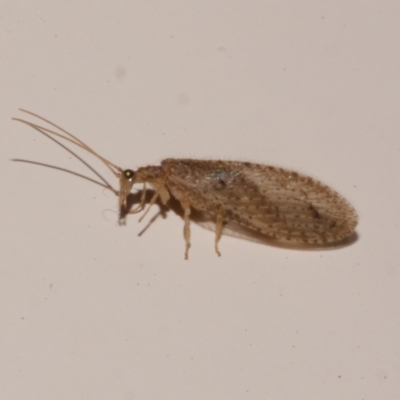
[13,109,358,259]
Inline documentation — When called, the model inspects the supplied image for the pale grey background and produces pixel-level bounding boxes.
[1,1,399,399]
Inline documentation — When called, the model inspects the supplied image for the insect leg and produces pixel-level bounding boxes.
[182,202,191,259]
[138,191,160,222]
[215,207,224,257]
[136,184,171,223]
[129,183,147,214]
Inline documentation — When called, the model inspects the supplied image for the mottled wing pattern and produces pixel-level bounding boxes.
[162,160,358,244]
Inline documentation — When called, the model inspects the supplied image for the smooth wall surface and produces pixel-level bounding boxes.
[1,1,399,399]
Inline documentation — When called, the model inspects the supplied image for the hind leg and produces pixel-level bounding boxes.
[215,207,225,257]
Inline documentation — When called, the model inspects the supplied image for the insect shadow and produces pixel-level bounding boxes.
[123,191,358,250]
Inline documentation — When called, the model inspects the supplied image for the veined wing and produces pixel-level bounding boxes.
[162,160,358,244]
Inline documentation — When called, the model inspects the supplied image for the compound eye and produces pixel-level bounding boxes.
[123,169,135,181]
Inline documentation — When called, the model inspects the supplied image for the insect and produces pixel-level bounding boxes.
[13,109,358,259]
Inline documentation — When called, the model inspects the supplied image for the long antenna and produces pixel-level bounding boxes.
[13,109,123,178]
